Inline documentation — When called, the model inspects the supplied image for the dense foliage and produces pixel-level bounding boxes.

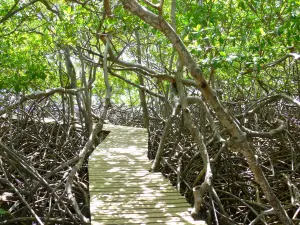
[0,0,299,224]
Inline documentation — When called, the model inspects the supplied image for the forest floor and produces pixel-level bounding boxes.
[0,101,299,225]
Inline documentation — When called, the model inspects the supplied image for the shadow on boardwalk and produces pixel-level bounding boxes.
[89,124,206,225]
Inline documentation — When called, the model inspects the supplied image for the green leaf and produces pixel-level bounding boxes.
[183,35,189,41]
[259,28,266,36]
[0,208,7,215]
[193,24,201,32]
[238,2,246,10]
[219,51,226,57]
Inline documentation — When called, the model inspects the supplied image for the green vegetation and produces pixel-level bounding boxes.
[0,0,299,224]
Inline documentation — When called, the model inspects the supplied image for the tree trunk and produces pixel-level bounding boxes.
[135,30,150,132]
[174,61,213,218]
[151,104,180,172]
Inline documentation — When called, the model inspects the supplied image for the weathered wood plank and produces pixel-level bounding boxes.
[91,213,198,221]
[91,193,184,199]
[92,207,191,215]
[89,186,179,192]
[90,182,177,188]
[89,175,162,180]
[89,173,167,179]
[89,174,164,179]
[90,201,190,208]
[89,169,152,174]
[92,212,207,225]
[88,164,151,168]
[90,186,181,193]
[90,198,189,205]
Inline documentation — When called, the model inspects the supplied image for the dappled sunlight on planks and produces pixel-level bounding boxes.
[88,124,207,224]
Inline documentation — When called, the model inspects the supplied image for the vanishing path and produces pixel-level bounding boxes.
[89,124,206,225]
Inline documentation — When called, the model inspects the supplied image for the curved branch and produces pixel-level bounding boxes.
[143,0,159,10]
[151,103,181,172]
[76,44,199,88]
[217,189,267,225]
[108,69,166,100]
[0,87,85,117]
[241,53,300,75]
[113,67,199,88]
[240,94,300,119]
[243,119,287,138]
[187,96,225,142]
[0,0,39,24]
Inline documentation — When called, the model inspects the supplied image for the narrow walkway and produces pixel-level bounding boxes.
[89,124,206,225]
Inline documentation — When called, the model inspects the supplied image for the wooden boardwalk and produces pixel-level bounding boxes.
[89,124,206,225]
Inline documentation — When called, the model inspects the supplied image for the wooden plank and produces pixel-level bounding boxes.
[91,207,190,215]
[89,163,151,168]
[90,185,178,190]
[92,221,205,225]
[90,192,183,198]
[93,221,205,225]
[89,160,151,164]
[91,212,193,220]
[89,163,151,169]
[90,198,190,208]
[88,163,151,168]
[89,172,165,178]
[90,183,174,189]
[89,169,152,174]
[89,177,170,182]
[89,181,176,188]
[89,177,169,181]
[90,155,149,159]
[92,212,206,224]
[90,195,190,202]
[92,222,198,225]
[90,201,190,209]
[89,186,179,192]
[89,164,151,169]
[92,219,206,225]
[89,173,154,177]
[89,157,150,163]
[89,183,176,189]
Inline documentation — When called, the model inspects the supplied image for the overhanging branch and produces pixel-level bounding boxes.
[0,87,85,116]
